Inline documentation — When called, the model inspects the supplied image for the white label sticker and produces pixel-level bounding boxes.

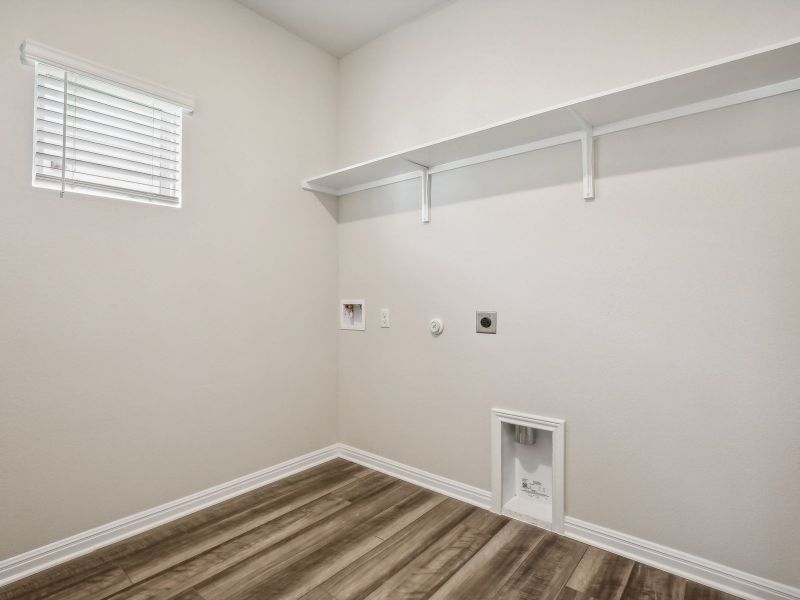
[520,478,550,501]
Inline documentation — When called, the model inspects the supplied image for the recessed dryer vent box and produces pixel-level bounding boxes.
[491,409,565,532]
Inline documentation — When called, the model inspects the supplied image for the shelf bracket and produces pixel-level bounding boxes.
[404,159,433,223]
[420,168,431,223]
[580,129,595,200]
[568,109,595,200]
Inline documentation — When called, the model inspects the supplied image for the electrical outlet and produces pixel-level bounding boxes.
[380,308,390,328]
[476,311,497,334]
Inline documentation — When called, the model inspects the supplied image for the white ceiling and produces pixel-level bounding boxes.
[236,0,452,57]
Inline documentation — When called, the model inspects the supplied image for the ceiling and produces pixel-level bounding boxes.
[236,0,452,57]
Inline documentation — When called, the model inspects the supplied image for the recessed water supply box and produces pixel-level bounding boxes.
[491,409,565,532]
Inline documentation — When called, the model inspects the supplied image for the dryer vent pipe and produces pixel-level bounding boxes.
[513,425,537,445]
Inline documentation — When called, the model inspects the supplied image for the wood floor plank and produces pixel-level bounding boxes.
[226,488,447,600]
[42,566,132,600]
[555,588,597,600]
[620,563,687,600]
[105,494,345,600]
[0,463,360,600]
[299,588,337,600]
[114,460,370,582]
[321,497,472,600]
[171,590,206,600]
[361,507,508,600]
[683,581,742,600]
[564,546,636,600]
[194,482,435,600]
[429,519,549,600]
[0,564,129,600]
[99,458,366,568]
[108,474,405,600]
[0,553,114,600]
[497,532,588,600]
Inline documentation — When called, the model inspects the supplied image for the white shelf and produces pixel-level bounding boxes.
[302,38,800,221]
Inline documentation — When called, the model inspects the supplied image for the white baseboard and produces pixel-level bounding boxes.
[0,445,340,587]
[563,517,800,600]
[1,443,796,600]
[335,444,492,510]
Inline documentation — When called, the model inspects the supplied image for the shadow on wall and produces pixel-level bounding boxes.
[321,91,800,223]
[315,192,339,222]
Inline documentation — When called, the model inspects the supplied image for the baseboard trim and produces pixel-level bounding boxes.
[1,444,796,600]
[563,517,800,600]
[335,444,492,510]
[0,445,340,587]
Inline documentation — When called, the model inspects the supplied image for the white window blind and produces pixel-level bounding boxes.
[32,62,184,206]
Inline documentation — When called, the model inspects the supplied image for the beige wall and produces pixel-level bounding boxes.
[0,0,339,559]
[337,0,800,587]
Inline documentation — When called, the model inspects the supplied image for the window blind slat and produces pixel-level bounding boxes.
[36,65,183,117]
[37,83,180,130]
[38,75,181,121]
[37,97,180,141]
[35,173,180,204]
[35,153,180,186]
[36,166,180,202]
[37,140,179,176]
[36,165,179,193]
[35,174,178,201]
[36,111,179,152]
[37,127,179,165]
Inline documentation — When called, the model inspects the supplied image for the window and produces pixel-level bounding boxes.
[22,41,193,207]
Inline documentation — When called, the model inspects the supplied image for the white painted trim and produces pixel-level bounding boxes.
[0,445,339,587]
[491,409,566,533]
[19,40,195,113]
[336,444,491,509]
[564,518,800,600]
[1,443,796,600]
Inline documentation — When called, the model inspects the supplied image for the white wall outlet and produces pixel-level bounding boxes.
[380,308,390,328]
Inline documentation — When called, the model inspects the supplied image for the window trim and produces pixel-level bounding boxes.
[21,40,194,114]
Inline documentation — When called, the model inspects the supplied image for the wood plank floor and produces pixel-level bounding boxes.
[0,459,741,600]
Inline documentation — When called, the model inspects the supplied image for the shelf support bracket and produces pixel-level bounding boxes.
[568,109,595,200]
[404,159,433,223]
[420,168,431,223]
[580,129,595,200]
